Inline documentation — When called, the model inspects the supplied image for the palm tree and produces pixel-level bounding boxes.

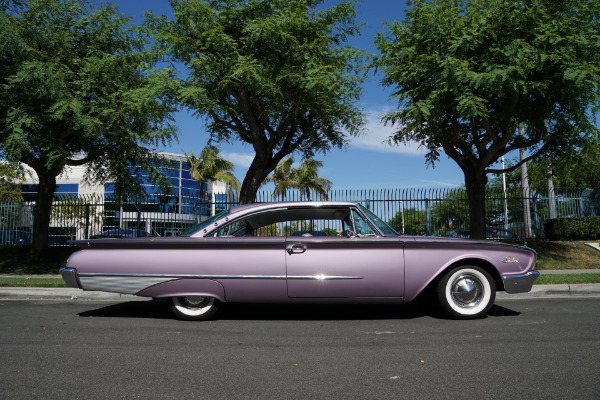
[264,156,296,200]
[265,156,332,201]
[183,145,240,202]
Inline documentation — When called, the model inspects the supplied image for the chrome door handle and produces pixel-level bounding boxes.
[286,243,307,255]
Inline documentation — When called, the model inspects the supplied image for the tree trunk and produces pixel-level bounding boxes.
[463,168,488,240]
[544,121,557,219]
[519,124,533,238]
[30,173,56,258]
[239,157,274,204]
[545,149,557,219]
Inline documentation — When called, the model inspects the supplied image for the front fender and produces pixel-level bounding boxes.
[136,279,226,303]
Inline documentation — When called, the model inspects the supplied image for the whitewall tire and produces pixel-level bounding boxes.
[170,296,220,321]
[436,266,496,319]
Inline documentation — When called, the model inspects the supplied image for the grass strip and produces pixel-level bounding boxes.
[534,274,600,285]
[0,278,67,288]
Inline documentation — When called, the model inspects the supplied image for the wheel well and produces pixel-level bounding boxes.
[431,258,504,292]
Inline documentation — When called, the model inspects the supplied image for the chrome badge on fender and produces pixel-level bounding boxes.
[502,256,520,263]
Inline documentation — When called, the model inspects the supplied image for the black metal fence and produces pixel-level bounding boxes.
[1,187,598,245]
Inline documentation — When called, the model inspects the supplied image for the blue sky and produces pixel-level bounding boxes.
[109,0,465,190]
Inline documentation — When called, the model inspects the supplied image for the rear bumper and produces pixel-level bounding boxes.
[503,271,540,294]
[59,267,80,288]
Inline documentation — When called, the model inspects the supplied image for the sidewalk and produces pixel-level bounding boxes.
[1,270,600,301]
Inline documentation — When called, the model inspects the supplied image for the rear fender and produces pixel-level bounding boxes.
[136,279,226,302]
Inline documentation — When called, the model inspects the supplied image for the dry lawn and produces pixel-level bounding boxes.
[527,241,600,270]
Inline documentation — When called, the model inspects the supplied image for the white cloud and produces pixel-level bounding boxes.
[416,179,462,188]
[221,152,254,168]
[220,106,428,168]
[349,108,428,156]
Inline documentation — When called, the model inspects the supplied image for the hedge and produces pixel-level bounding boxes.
[544,216,600,240]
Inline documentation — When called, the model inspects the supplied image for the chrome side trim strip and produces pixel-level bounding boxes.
[287,275,363,280]
[78,273,363,281]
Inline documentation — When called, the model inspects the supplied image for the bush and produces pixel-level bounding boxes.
[545,217,600,240]
[0,245,79,274]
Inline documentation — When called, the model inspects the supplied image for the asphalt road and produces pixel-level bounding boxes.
[1,298,599,400]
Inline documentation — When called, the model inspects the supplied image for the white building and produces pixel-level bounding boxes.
[17,152,239,239]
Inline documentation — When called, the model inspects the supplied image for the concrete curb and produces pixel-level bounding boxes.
[496,284,600,299]
[1,284,600,301]
[0,287,144,301]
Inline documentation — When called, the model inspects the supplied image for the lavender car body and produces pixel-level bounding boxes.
[60,201,539,320]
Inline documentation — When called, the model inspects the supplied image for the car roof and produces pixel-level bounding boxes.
[228,201,359,215]
[187,201,362,237]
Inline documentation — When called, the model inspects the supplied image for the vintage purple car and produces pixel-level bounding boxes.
[60,201,539,320]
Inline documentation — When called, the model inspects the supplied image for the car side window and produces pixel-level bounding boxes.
[208,207,374,238]
[351,210,376,236]
[212,219,251,237]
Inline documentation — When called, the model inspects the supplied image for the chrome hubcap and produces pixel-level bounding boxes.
[181,296,209,308]
[451,275,483,308]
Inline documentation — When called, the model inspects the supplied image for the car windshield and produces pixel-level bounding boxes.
[357,204,399,236]
[179,210,230,236]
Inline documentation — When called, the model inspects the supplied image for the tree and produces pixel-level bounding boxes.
[265,156,332,201]
[491,136,600,192]
[183,145,241,201]
[387,208,427,236]
[0,162,24,231]
[152,0,365,204]
[264,157,296,200]
[520,140,600,191]
[51,197,103,240]
[0,162,23,200]
[0,0,177,256]
[376,0,600,239]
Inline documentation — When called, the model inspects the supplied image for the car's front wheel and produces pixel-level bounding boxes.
[436,266,496,319]
[170,296,220,321]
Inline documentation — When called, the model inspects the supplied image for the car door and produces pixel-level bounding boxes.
[285,235,405,299]
[201,235,288,302]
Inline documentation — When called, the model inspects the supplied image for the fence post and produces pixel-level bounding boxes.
[425,198,431,236]
[84,204,90,239]
[533,194,539,236]
[137,210,141,236]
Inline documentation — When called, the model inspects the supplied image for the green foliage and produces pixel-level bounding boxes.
[0,277,67,288]
[0,0,177,191]
[322,228,340,237]
[151,0,365,203]
[255,223,281,237]
[545,216,600,240]
[184,145,240,198]
[496,139,600,191]
[265,156,332,200]
[50,197,103,240]
[427,188,471,230]
[0,163,23,200]
[388,208,427,236]
[376,0,600,238]
[535,274,600,285]
[0,245,79,274]
[0,0,177,255]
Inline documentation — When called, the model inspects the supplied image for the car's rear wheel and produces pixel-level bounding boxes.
[436,266,495,319]
[170,296,220,321]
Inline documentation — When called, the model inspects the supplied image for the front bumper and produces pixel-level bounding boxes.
[503,271,540,294]
[59,267,80,289]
